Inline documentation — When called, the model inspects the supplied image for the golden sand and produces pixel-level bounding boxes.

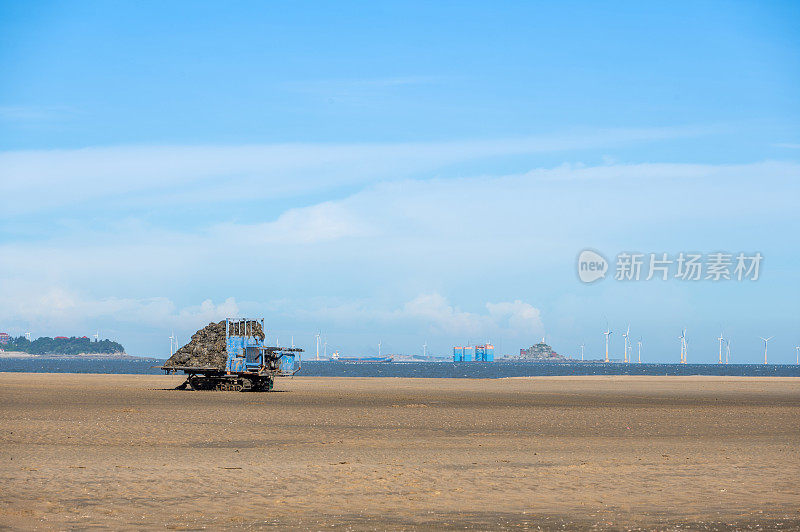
[1,373,798,529]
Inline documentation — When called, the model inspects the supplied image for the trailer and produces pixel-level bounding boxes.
[159,318,303,391]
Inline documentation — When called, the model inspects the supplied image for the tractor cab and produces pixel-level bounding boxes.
[224,318,302,376]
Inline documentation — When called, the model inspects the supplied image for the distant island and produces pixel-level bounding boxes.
[503,341,566,361]
[1,335,126,356]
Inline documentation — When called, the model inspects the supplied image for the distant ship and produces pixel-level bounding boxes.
[330,352,393,363]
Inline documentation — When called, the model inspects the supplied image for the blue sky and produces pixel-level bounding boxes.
[1,1,799,361]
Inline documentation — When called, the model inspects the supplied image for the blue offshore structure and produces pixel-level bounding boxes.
[453,344,494,362]
[161,318,302,392]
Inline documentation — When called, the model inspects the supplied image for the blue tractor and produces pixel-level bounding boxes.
[162,318,302,391]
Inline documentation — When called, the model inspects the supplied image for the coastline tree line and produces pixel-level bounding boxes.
[6,336,125,355]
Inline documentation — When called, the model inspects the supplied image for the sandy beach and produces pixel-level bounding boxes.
[1,373,798,530]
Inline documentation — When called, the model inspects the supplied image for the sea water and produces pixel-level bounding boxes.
[1,358,799,378]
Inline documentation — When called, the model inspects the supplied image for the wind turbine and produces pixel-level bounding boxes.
[579,342,585,361]
[315,332,320,361]
[760,336,774,364]
[25,332,32,341]
[603,327,612,363]
[378,341,382,357]
[168,331,176,356]
[717,333,725,364]
[725,339,731,364]
[423,341,427,358]
[93,331,99,342]
[678,328,687,364]
[622,324,630,363]
[637,337,642,363]
[795,345,799,365]
[683,328,688,363]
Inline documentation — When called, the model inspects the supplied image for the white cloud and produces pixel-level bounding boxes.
[0,282,239,333]
[1,159,797,297]
[209,201,373,244]
[0,105,76,122]
[0,126,711,215]
[0,157,797,354]
[401,293,544,339]
[272,292,545,345]
[486,300,544,335]
[282,75,443,94]
[400,293,488,334]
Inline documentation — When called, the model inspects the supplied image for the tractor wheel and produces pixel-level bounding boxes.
[189,377,214,390]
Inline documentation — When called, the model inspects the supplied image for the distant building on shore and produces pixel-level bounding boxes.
[453,344,494,362]
[0,333,9,345]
